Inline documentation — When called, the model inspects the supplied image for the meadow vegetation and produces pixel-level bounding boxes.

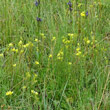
[0,0,110,109]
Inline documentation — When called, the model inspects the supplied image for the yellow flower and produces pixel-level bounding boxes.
[0,53,3,57]
[76,47,80,51]
[13,64,16,67]
[18,40,23,46]
[68,62,72,65]
[35,61,39,65]
[49,54,52,58]
[9,43,13,47]
[76,51,82,56]
[31,90,38,95]
[87,40,90,44]
[57,50,64,60]
[23,43,30,48]
[40,33,44,36]
[6,91,13,96]
[51,37,56,41]
[11,48,16,52]
[22,86,27,89]
[35,38,38,42]
[11,48,18,53]
[68,33,74,38]
[81,11,85,17]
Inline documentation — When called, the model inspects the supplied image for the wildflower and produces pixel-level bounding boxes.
[68,62,72,65]
[23,43,30,48]
[67,1,72,7]
[76,51,82,56]
[31,90,38,95]
[86,11,88,17]
[35,38,38,42]
[18,40,23,46]
[68,33,74,37]
[35,61,39,65]
[49,54,52,58]
[57,50,64,60]
[0,53,3,57]
[35,1,40,6]
[22,86,27,89]
[36,17,42,22]
[81,11,85,17]
[13,64,16,67]
[11,48,18,53]
[9,43,13,47]
[40,33,44,36]
[87,40,90,44]
[51,37,56,41]
[76,47,80,51]
[6,91,13,96]
[11,48,16,52]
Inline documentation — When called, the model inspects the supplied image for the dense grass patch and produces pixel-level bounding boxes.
[0,0,110,110]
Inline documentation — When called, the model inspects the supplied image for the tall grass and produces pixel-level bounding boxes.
[0,0,110,109]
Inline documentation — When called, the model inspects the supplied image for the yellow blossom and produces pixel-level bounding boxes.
[13,64,16,67]
[68,62,72,65]
[51,37,56,41]
[22,86,27,89]
[35,38,38,42]
[31,90,38,95]
[81,11,85,17]
[9,43,13,47]
[6,91,13,96]
[35,61,39,65]
[49,54,52,58]
[76,51,82,56]
[87,40,90,44]
[57,50,64,60]
[18,40,23,46]
[76,47,80,51]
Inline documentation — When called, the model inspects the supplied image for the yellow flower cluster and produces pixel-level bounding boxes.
[6,91,13,96]
[84,37,90,44]
[49,54,52,58]
[11,48,18,53]
[81,11,85,17]
[57,50,64,60]
[76,46,82,56]
[31,90,38,95]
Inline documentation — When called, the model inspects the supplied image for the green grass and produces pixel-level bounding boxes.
[0,0,110,110]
